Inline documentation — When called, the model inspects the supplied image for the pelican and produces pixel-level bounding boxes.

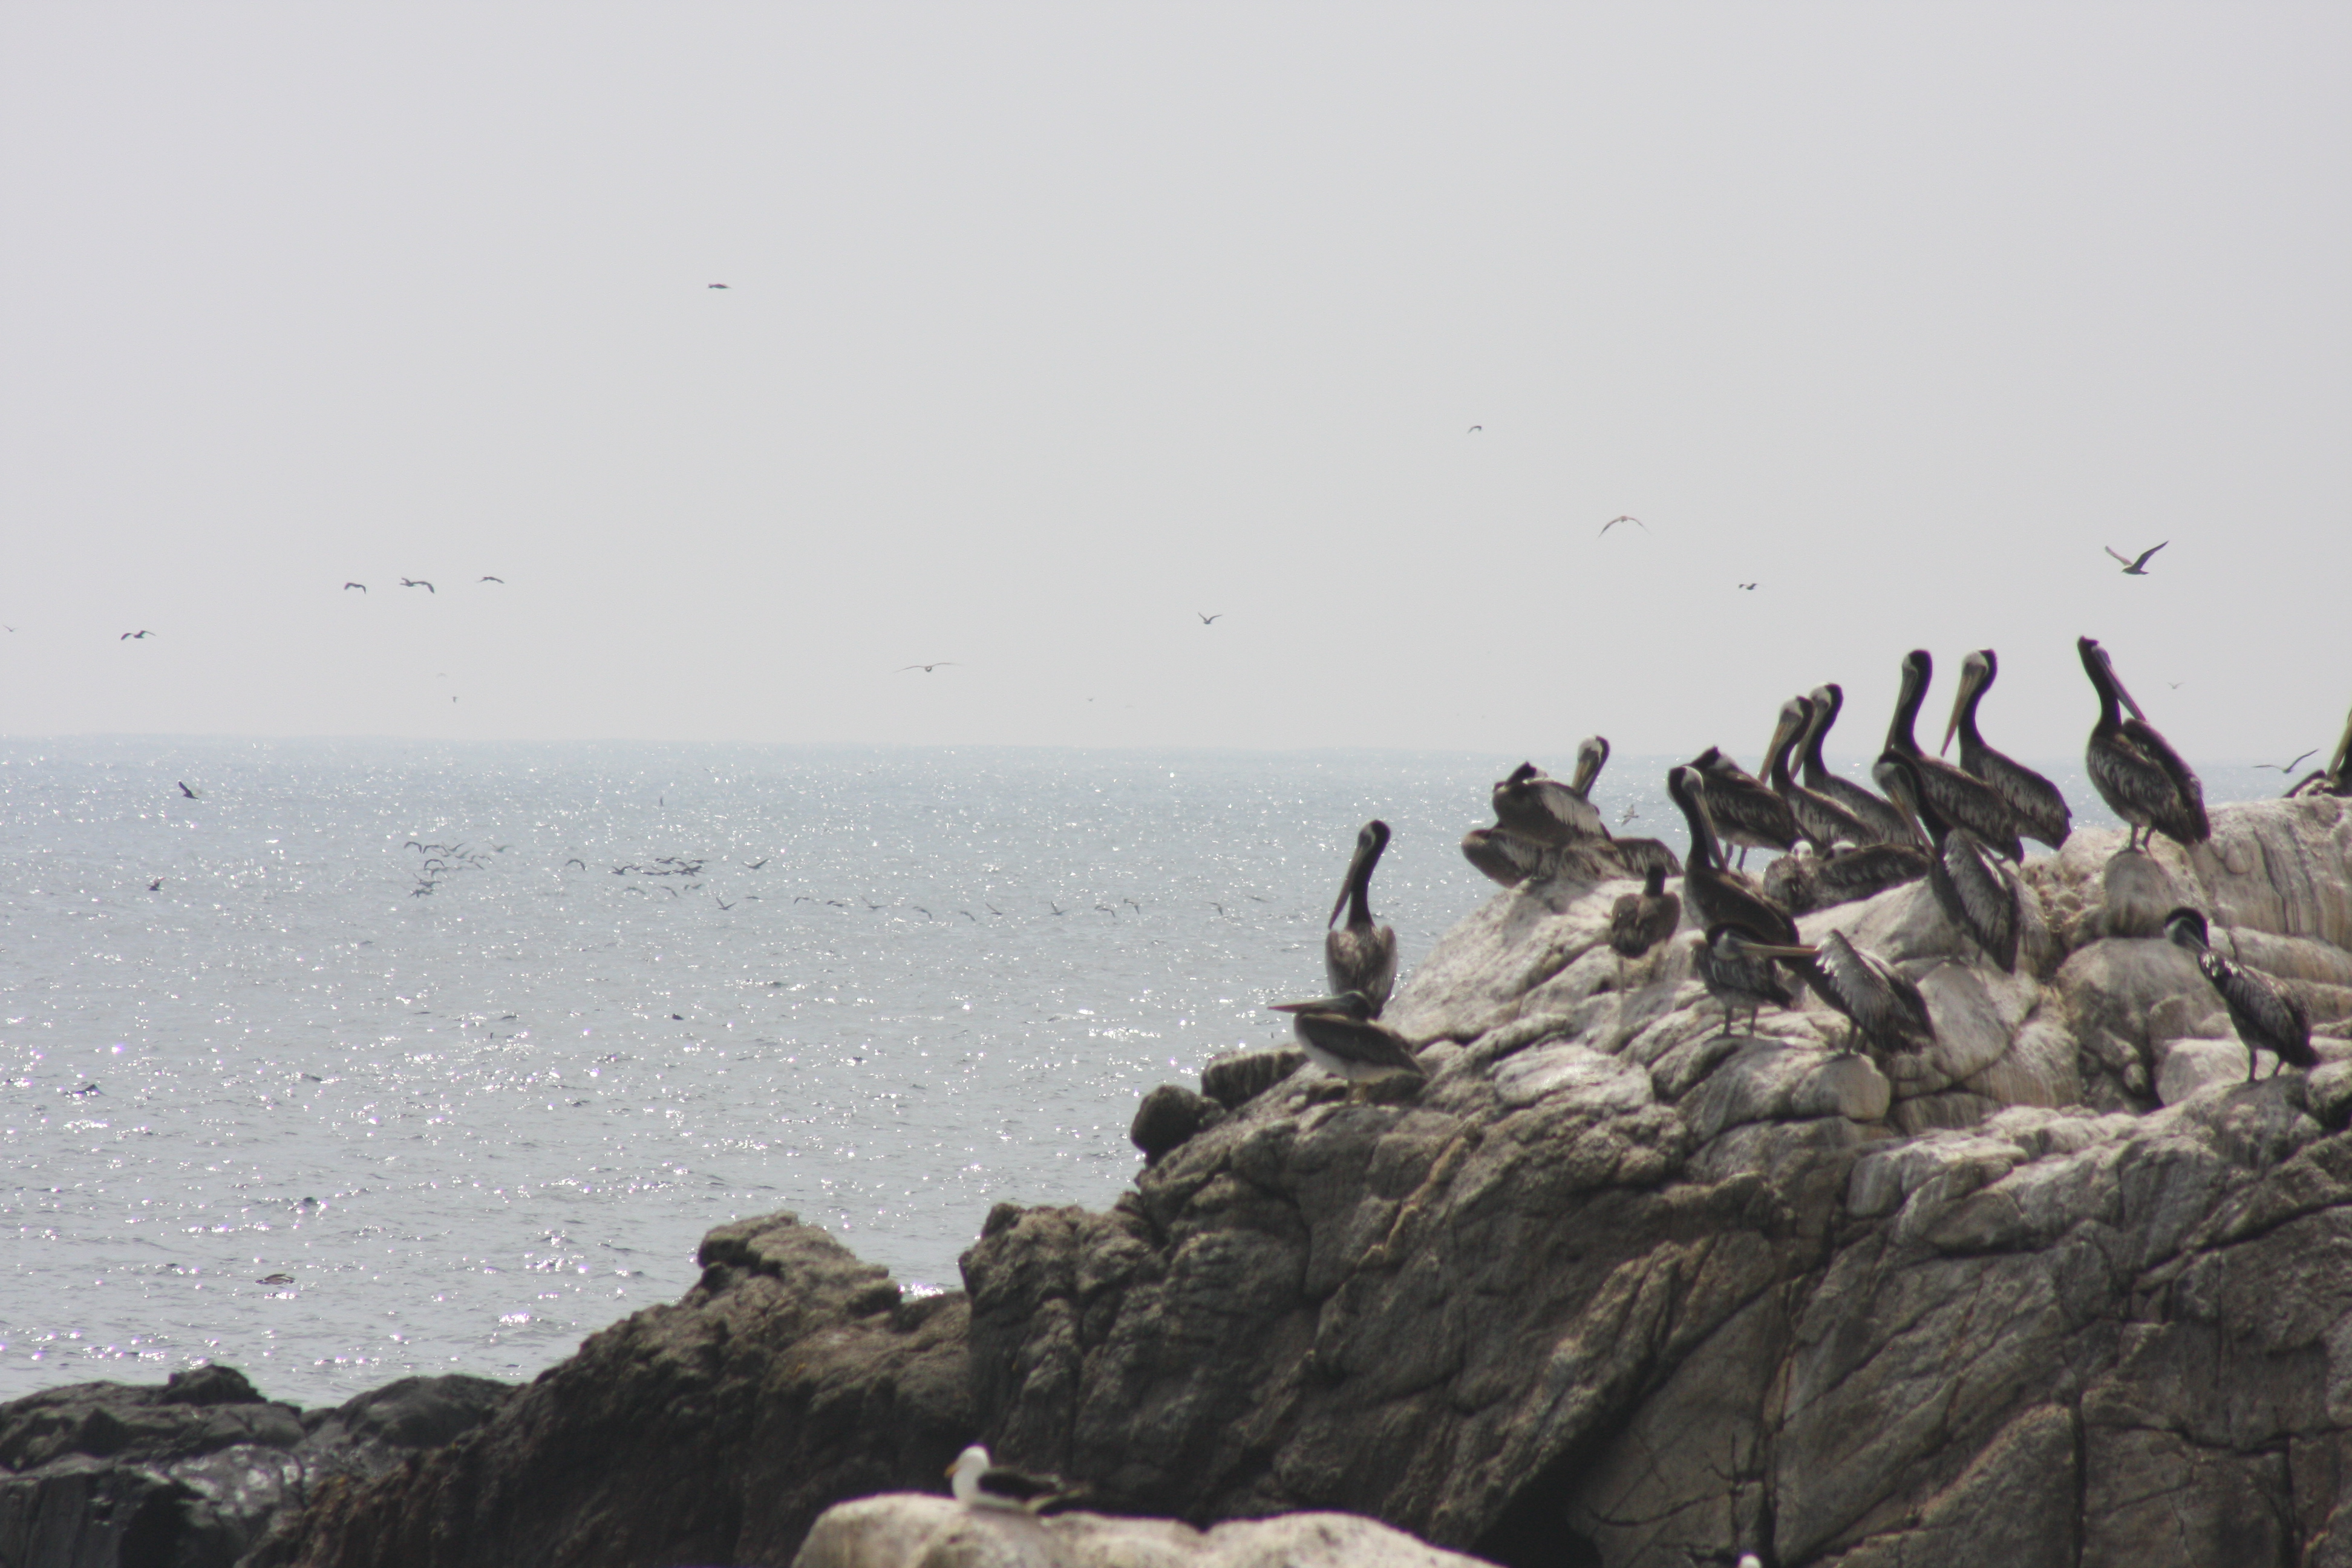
[1492,761,1604,844]
[1750,930,1934,1059]
[1762,841,1930,915]
[1461,826,1548,887]
[1601,836,1684,880]
[1879,650,2024,862]
[1565,736,1683,877]
[2287,702,2352,799]
[1667,766,1798,945]
[1688,747,1798,867]
[1695,925,1800,1037]
[1326,820,1398,1013]
[1607,864,1682,970]
[1269,992,1426,1093]
[1800,684,1916,846]
[1940,649,2072,849]
[2164,908,2315,1082]
[2077,637,2209,852]
[1765,696,1869,852]
[946,1445,1072,1513]
[1875,751,2020,972]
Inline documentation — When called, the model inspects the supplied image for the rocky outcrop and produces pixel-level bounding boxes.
[0,1365,512,1568]
[21,794,2352,1568]
[790,1495,1496,1567]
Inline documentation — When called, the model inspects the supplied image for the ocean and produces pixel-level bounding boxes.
[0,737,2285,1403]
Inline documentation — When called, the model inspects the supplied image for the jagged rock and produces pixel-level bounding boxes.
[1131,1083,1221,1164]
[1201,1048,1307,1110]
[791,1494,1498,1567]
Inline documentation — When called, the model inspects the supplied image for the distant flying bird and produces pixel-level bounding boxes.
[2105,541,2167,575]
[479,575,505,583]
[1197,613,1222,624]
[1599,515,1645,536]
[2255,750,2319,776]
[343,582,367,592]
[1466,425,1483,434]
[148,878,162,891]
[400,578,434,593]
[177,782,198,799]
[895,662,958,673]
[1737,583,1757,591]
[708,283,730,289]
[742,858,767,869]
[122,630,154,639]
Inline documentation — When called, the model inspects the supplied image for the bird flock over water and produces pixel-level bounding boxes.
[1267,639,2351,1089]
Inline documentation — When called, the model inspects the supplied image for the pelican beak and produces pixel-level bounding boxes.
[1768,707,1803,769]
[1570,747,1602,797]
[1268,998,1324,1015]
[2103,650,2151,724]
[1939,661,1977,756]
[1743,941,1820,961]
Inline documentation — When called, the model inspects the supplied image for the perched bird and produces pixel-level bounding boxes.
[1784,930,1935,1059]
[1765,696,1869,852]
[2165,908,2314,1082]
[1667,766,1798,945]
[1601,835,1685,880]
[1492,760,1604,845]
[945,1445,1072,1513]
[1695,925,1800,1037]
[343,582,367,592]
[1269,991,1426,1093]
[896,662,958,673]
[121,630,154,639]
[2105,541,2167,575]
[399,578,434,593]
[2288,707,2352,798]
[1688,747,1798,867]
[1939,648,2072,850]
[1875,751,2020,972]
[1800,684,1917,846]
[1325,820,1399,1013]
[1462,827,1573,888]
[1878,650,2024,862]
[1762,841,1929,915]
[1607,864,1681,973]
[2077,636,2209,852]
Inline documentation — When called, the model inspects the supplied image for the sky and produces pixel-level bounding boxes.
[3,4,2347,767]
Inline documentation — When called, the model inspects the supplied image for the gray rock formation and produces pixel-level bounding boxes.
[19,794,2352,1568]
[791,1494,1497,1568]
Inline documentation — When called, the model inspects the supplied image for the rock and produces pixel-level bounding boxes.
[2155,1034,2249,1104]
[2094,849,2185,938]
[790,1494,1498,1567]
[1201,1048,1307,1110]
[1131,1084,1220,1164]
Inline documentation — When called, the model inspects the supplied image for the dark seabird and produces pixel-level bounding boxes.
[1608,864,1682,973]
[1800,684,1917,846]
[2164,908,2315,1082]
[1766,696,1869,852]
[2288,705,2352,798]
[399,578,434,593]
[1325,820,1399,1013]
[1566,736,1683,876]
[1602,836,1685,880]
[1667,765,1798,945]
[1875,751,2020,972]
[1769,929,1935,1059]
[1197,612,1222,624]
[1940,648,2072,849]
[1878,650,2024,862]
[1492,760,1604,845]
[1269,991,1426,1092]
[1600,515,1646,536]
[1688,747,1798,867]
[2258,750,2320,778]
[2077,636,2209,852]
[708,283,730,289]
[2105,541,2167,575]
[1696,925,1799,1037]
[177,782,198,799]
[480,575,505,583]
[1761,841,1930,916]
[896,662,959,673]
[121,630,154,639]
[343,582,367,592]
[946,1445,1072,1513]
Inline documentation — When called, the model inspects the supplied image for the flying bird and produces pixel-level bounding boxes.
[121,630,154,639]
[1466,425,1482,433]
[2255,750,2319,776]
[1197,613,1222,624]
[400,578,434,593]
[1599,515,1646,536]
[1737,583,1758,591]
[2105,541,2167,575]
[479,575,505,583]
[896,662,958,673]
[343,583,367,592]
[708,283,730,289]
[148,878,162,891]
[177,782,198,799]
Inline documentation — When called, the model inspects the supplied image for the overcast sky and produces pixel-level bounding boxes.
[4,4,2346,766]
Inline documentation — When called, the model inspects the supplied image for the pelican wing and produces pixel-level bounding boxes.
[2119,717,2210,844]
[1290,1011,1425,1076]
[1962,744,2073,851]
[1325,924,1399,1013]
[1930,829,2019,972]
[1815,931,1935,1053]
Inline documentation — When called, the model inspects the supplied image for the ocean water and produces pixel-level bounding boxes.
[0,737,2288,1404]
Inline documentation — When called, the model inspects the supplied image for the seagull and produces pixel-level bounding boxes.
[2255,750,2319,775]
[400,578,435,593]
[742,858,767,869]
[1197,613,1222,624]
[479,575,505,583]
[178,782,199,799]
[1737,583,1758,591]
[708,283,730,289]
[121,630,154,639]
[1466,425,1483,433]
[2105,541,2167,575]
[946,1445,1073,1513]
[1599,515,1646,536]
[1617,803,1639,825]
[343,582,367,592]
[148,878,162,891]
[896,662,958,673]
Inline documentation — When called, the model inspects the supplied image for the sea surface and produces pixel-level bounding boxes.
[0,738,2289,1405]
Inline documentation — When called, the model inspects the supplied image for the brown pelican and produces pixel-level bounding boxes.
[1269,992,1426,1093]
[947,1445,1073,1513]
[1940,649,2072,849]
[1879,650,2024,862]
[1667,766,1798,945]
[1695,925,1800,1036]
[1608,864,1682,972]
[1327,820,1398,1013]
[1800,684,1917,846]
[1460,828,1620,888]
[2077,637,2209,852]
[1762,841,1930,915]
[1688,747,1798,867]
[1564,736,1683,877]
[1875,752,2020,972]
[1601,836,1684,880]
[1766,696,1869,852]
[2287,703,2352,799]
[2163,909,2315,1082]
[1492,760,1604,844]
[1749,930,1935,1058]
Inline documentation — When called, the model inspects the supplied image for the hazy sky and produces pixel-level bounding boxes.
[4,5,2346,765]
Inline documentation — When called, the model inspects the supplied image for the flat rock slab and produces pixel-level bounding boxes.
[791,1495,1498,1568]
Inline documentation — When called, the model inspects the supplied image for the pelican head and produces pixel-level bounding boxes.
[2163,906,2210,952]
[2079,636,2150,724]
[1871,751,1932,843]
[1328,818,1391,926]
[1269,990,1379,1021]
[1941,648,1996,756]
[1769,696,1810,768]
[1570,736,1611,797]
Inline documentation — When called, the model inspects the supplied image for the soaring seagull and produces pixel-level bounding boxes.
[707,283,730,289]
[1599,515,1646,536]
[400,578,434,593]
[1197,612,1222,624]
[121,630,155,639]
[479,575,505,583]
[2105,541,2167,575]
[343,582,367,592]
[896,662,958,673]
[2255,750,2318,776]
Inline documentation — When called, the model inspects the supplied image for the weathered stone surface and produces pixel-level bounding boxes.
[1132,1083,1221,1164]
[1200,1048,1307,1110]
[790,1494,1498,1568]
